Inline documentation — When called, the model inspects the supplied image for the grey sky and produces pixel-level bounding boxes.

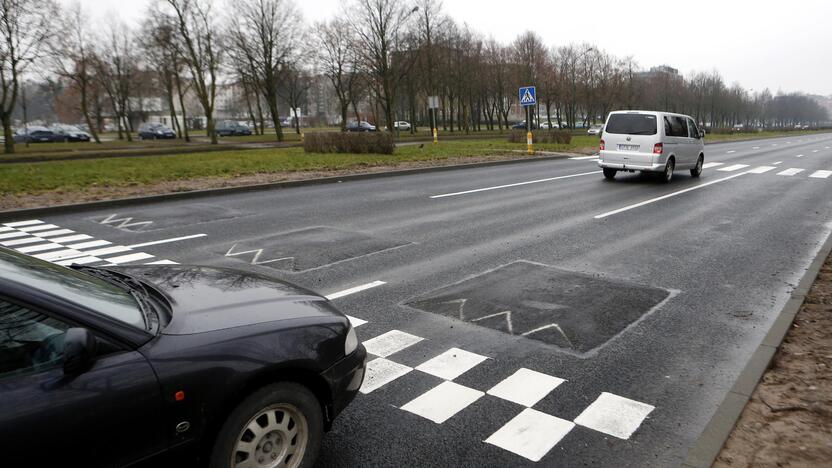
[62,0,831,96]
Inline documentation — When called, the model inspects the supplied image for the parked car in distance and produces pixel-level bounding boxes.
[345,121,378,132]
[13,126,66,143]
[598,110,705,183]
[539,121,564,130]
[392,121,411,131]
[511,120,538,130]
[587,124,604,135]
[138,123,176,140]
[216,120,253,137]
[0,246,366,467]
[51,124,91,142]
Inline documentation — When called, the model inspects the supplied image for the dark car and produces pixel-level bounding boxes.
[0,247,366,467]
[12,126,66,143]
[344,121,378,132]
[138,123,177,140]
[217,120,253,137]
[511,121,538,130]
[51,124,92,142]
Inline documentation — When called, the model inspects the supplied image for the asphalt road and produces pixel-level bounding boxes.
[3,133,832,467]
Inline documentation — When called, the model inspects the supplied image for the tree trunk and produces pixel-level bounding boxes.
[2,114,14,154]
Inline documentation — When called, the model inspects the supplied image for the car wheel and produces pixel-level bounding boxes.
[663,158,675,183]
[602,168,617,180]
[210,382,322,468]
[690,155,703,178]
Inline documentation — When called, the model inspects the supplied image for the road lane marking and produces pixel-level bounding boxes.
[0,231,28,240]
[363,330,424,357]
[574,392,655,440]
[726,150,735,154]
[18,224,58,232]
[702,162,724,169]
[17,243,62,254]
[569,155,598,160]
[773,161,783,165]
[126,233,207,249]
[105,252,155,265]
[1,236,43,246]
[485,409,575,462]
[324,280,386,300]
[145,259,179,265]
[37,229,74,238]
[415,348,488,381]
[66,240,111,250]
[430,171,601,199]
[813,150,819,153]
[401,381,484,424]
[777,168,804,176]
[594,171,749,219]
[752,146,760,149]
[56,256,102,266]
[487,368,566,407]
[49,234,92,243]
[34,249,85,261]
[3,220,42,227]
[809,170,832,179]
[748,166,776,174]
[717,164,749,172]
[796,154,804,158]
[346,316,367,328]
[360,358,412,394]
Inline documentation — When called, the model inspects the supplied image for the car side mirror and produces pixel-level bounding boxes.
[63,328,97,376]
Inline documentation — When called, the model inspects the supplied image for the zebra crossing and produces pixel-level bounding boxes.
[702,162,832,179]
[0,219,181,267]
[350,317,655,462]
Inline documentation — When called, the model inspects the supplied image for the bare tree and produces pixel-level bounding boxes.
[95,22,137,141]
[0,0,56,153]
[164,0,222,144]
[277,61,309,134]
[227,0,303,142]
[143,14,188,140]
[316,19,361,131]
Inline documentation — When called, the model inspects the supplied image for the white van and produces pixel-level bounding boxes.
[598,110,705,183]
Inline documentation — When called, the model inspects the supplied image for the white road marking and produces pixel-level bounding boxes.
[0,226,12,232]
[401,381,484,424]
[594,171,749,219]
[573,392,655,440]
[49,234,92,243]
[346,315,367,328]
[485,408,575,462]
[748,166,776,174]
[773,161,783,165]
[18,224,58,232]
[106,252,155,265]
[813,150,819,153]
[126,233,207,249]
[809,170,832,179]
[0,231,28,240]
[430,171,601,199]
[36,229,74,238]
[359,358,412,394]
[144,259,179,265]
[34,249,84,261]
[777,168,804,176]
[56,256,102,266]
[66,240,111,250]
[487,368,566,407]
[17,243,62,254]
[60,245,132,260]
[415,348,488,381]
[725,150,735,154]
[717,164,749,172]
[569,155,598,160]
[1,237,43,246]
[702,162,724,169]
[363,330,424,357]
[752,146,760,149]
[4,220,42,227]
[324,281,387,300]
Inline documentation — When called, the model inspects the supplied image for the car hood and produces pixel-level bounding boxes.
[118,265,343,335]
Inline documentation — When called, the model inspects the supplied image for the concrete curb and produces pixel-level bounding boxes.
[681,226,832,468]
[0,153,573,220]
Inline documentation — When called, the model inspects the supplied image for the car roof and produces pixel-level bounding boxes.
[608,110,693,119]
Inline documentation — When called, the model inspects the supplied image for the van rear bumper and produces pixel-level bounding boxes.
[598,160,665,172]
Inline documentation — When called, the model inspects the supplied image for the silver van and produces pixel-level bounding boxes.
[598,110,705,183]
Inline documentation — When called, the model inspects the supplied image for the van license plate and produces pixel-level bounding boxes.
[618,144,639,151]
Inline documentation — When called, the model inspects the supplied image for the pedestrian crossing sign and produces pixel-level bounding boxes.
[519,86,536,106]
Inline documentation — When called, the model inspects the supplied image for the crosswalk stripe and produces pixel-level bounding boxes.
[66,240,111,250]
[702,162,724,169]
[56,256,103,266]
[34,249,85,261]
[4,220,42,227]
[809,170,832,179]
[145,259,179,265]
[1,237,43,247]
[0,231,28,240]
[105,252,155,265]
[79,246,133,257]
[16,243,63,254]
[748,166,776,174]
[777,168,804,176]
[0,226,12,233]
[37,229,75,238]
[49,234,92,244]
[717,164,749,172]
[19,224,58,232]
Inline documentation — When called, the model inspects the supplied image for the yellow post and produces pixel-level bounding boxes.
[527,131,534,155]
[433,128,438,144]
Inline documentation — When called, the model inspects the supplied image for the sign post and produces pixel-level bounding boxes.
[428,96,440,144]
[519,86,537,155]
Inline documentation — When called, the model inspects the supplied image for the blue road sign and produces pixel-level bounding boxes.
[519,86,537,106]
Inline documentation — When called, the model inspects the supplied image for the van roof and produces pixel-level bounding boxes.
[608,110,693,119]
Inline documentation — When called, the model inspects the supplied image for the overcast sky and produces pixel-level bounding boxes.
[61,0,831,96]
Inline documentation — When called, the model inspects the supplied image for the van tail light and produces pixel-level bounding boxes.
[653,143,663,154]
[599,139,605,151]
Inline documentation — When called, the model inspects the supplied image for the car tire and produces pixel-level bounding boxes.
[663,158,675,183]
[209,382,323,468]
[690,155,703,178]
[602,168,617,180]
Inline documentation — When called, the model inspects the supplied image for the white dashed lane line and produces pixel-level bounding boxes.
[702,162,724,169]
[748,166,776,174]
[430,171,601,199]
[809,170,832,179]
[777,168,804,176]
[717,164,749,172]
[324,280,386,300]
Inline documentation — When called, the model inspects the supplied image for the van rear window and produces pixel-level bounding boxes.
[605,114,657,135]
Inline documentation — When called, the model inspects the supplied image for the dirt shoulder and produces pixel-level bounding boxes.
[0,152,571,211]
[714,251,832,467]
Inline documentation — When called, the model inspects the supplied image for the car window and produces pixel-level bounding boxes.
[664,116,676,136]
[0,250,145,329]
[687,119,699,138]
[674,117,688,137]
[0,299,70,378]
[605,114,657,135]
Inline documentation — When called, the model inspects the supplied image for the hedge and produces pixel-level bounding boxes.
[507,130,572,144]
[303,132,396,154]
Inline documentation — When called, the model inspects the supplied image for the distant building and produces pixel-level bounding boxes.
[635,65,680,81]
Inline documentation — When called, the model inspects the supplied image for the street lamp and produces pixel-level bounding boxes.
[571,47,596,129]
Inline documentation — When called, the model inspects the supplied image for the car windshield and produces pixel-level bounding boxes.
[605,114,657,135]
[0,249,145,329]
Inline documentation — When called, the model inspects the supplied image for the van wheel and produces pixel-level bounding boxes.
[690,156,703,178]
[663,158,675,183]
[209,383,323,468]
[602,168,617,180]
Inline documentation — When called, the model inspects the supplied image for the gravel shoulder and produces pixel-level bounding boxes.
[715,250,832,467]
